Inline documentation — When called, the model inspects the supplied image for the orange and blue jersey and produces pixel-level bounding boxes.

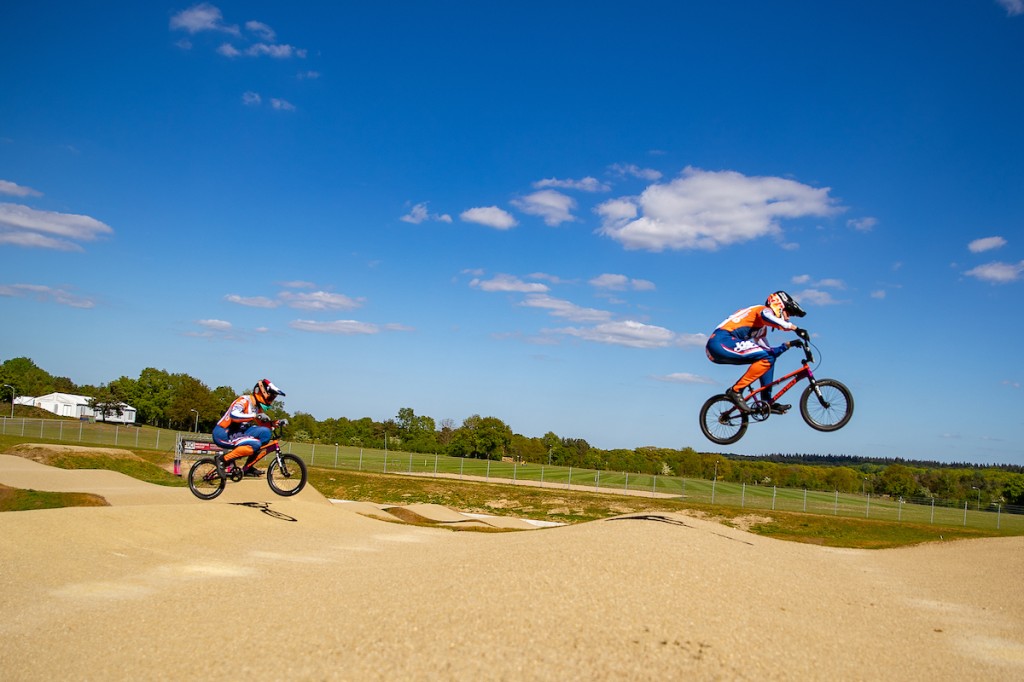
[216,394,265,431]
[212,394,272,452]
[706,305,798,393]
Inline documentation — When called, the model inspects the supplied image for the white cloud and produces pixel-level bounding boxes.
[533,176,610,192]
[470,274,548,293]
[609,163,663,181]
[247,43,305,59]
[0,283,95,308]
[460,206,518,230]
[596,167,840,252]
[0,202,113,251]
[791,274,811,285]
[997,0,1023,17]
[548,320,699,349]
[279,290,363,310]
[172,5,306,59]
[225,294,279,308]
[290,319,391,335]
[245,20,276,41]
[589,273,655,291]
[401,202,452,224]
[0,180,42,197]
[197,319,232,331]
[965,261,1024,284]
[242,91,261,106]
[968,236,1006,253]
[270,98,295,111]
[521,294,612,323]
[847,216,877,231]
[169,3,240,35]
[655,372,716,385]
[871,290,886,299]
[795,288,844,306]
[279,280,316,289]
[511,190,577,226]
[297,70,320,80]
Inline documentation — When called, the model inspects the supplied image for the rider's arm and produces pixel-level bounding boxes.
[227,396,260,423]
[759,306,798,332]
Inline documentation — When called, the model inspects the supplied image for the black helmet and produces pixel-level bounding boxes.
[253,379,286,406]
[766,291,806,320]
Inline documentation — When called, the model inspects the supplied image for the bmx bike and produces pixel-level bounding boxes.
[699,330,853,445]
[187,422,307,500]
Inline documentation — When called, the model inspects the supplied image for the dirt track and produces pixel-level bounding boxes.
[1,452,1022,681]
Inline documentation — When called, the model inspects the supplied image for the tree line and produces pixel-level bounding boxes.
[2,356,1022,506]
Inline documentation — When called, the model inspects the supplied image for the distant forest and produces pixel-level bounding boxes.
[2,356,1022,506]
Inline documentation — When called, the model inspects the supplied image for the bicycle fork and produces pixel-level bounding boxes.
[805,372,832,409]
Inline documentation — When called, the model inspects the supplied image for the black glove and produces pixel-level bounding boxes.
[789,340,804,349]
[255,412,272,424]
[796,328,809,341]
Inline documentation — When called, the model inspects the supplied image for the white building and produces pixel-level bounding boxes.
[18,392,137,424]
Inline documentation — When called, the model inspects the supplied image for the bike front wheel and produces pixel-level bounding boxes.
[699,394,749,445]
[800,379,854,432]
[188,457,226,500]
[267,453,307,497]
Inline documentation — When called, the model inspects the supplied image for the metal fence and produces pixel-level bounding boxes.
[4,416,1022,532]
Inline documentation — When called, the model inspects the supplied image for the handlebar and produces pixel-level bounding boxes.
[796,329,815,364]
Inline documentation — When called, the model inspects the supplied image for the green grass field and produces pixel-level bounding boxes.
[2,416,1021,546]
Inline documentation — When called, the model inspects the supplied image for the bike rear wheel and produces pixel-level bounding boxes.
[267,453,307,496]
[188,457,226,500]
[800,379,854,432]
[699,394,748,445]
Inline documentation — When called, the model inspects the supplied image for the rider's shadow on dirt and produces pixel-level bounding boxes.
[229,501,298,522]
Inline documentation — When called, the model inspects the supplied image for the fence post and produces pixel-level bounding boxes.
[834,490,838,515]
[541,465,545,486]
[963,501,968,527]
[568,467,572,490]
[930,498,935,523]
[595,470,600,492]
[335,444,339,467]
[997,504,1001,530]
[359,449,363,471]
[803,489,807,512]
[741,482,745,508]
[408,453,412,473]
[460,457,464,480]
[311,443,316,465]
[434,455,438,478]
[383,450,387,473]
[772,486,777,511]
[624,472,629,492]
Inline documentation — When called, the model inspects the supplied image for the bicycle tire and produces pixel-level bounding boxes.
[800,379,854,432]
[266,453,307,497]
[188,457,226,500]
[699,394,748,445]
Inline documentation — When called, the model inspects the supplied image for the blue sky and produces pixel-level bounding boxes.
[2,1,1023,465]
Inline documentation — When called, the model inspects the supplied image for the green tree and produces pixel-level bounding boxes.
[879,464,918,498]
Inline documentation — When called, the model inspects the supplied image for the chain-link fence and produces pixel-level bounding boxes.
[4,416,1021,532]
